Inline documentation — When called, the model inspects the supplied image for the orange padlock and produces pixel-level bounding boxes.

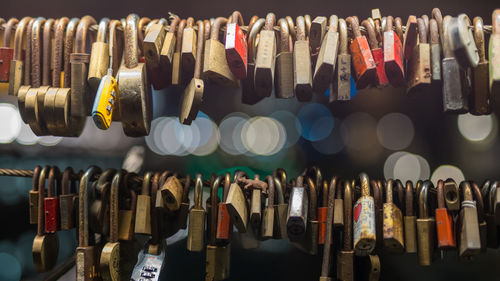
[346,16,377,89]
[435,180,456,249]
[361,19,388,86]
[318,180,329,245]
[225,11,247,79]
[216,172,233,244]
[384,16,405,87]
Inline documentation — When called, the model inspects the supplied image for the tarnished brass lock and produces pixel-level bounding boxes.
[29,166,41,225]
[226,175,249,233]
[254,13,277,99]
[430,18,442,85]
[187,174,205,252]
[16,18,35,122]
[202,17,238,88]
[470,182,487,252]
[287,176,308,241]
[249,176,263,229]
[313,15,339,94]
[171,19,186,86]
[384,16,405,87]
[458,181,481,261]
[181,17,197,87]
[444,178,460,211]
[8,17,31,96]
[32,166,59,273]
[176,174,191,230]
[416,180,435,266]
[491,10,500,104]
[337,180,354,281]
[319,176,337,281]
[310,16,327,69]
[161,176,183,211]
[334,180,344,229]
[293,16,313,101]
[44,167,60,233]
[135,172,152,235]
[331,18,351,102]
[471,17,491,115]
[273,170,288,239]
[404,181,417,253]
[361,19,387,87]
[261,176,275,239]
[159,16,180,87]
[117,14,153,137]
[241,17,265,104]
[275,18,294,99]
[382,179,404,253]
[0,18,17,83]
[225,11,247,79]
[407,18,432,95]
[347,16,376,89]
[90,169,115,236]
[435,180,456,249]
[88,18,110,95]
[59,167,76,230]
[353,173,376,256]
[144,19,168,90]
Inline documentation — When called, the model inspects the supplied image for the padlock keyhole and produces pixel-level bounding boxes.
[445,191,457,203]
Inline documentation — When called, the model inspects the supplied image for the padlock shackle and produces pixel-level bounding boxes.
[284,16,296,41]
[278,18,290,53]
[109,171,123,243]
[204,20,211,41]
[274,176,285,204]
[185,17,194,29]
[460,181,474,203]
[168,17,180,34]
[183,174,192,203]
[418,180,433,219]
[229,11,244,26]
[395,17,403,40]
[193,20,205,79]
[159,170,173,187]
[210,17,228,41]
[75,15,96,54]
[37,166,50,236]
[264,13,276,31]
[137,17,152,54]
[296,16,306,41]
[233,170,248,183]
[124,14,139,68]
[418,18,428,44]
[339,18,348,55]
[32,166,41,192]
[248,18,265,64]
[442,15,454,58]
[42,19,55,86]
[493,9,500,34]
[13,17,31,60]
[304,14,311,38]
[78,166,102,247]
[432,8,444,38]
[108,19,123,76]
[405,181,414,216]
[31,17,45,88]
[306,166,322,195]
[3,18,18,48]
[63,18,79,88]
[47,166,60,198]
[52,17,68,87]
[480,180,490,207]
[359,173,371,197]
[321,176,337,277]
[329,15,338,32]
[343,180,353,251]
[385,179,394,204]
[384,16,393,32]
[321,180,328,207]
[473,17,486,62]
[335,179,343,200]
[361,20,378,49]
[489,181,499,214]
[209,175,222,245]
[141,172,153,196]
[437,180,445,209]
[346,17,361,38]
[430,19,439,45]
[296,175,304,187]
[194,173,204,209]
[96,168,117,194]
[470,181,485,223]
[266,175,275,209]
[61,167,75,195]
[96,18,110,43]
[150,173,160,245]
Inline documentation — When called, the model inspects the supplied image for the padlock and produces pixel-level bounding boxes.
[305,172,320,254]
[0,18,17,82]
[44,167,60,233]
[407,18,431,95]
[273,170,288,239]
[144,19,168,90]
[372,180,384,250]
[88,18,110,96]
[430,18,442,85]
[470,17,491,115]
[261,176,275,239]
[137,17,152,59]
[175,174,191,230]
[346,16,377,89]
[241,17,265,104]
[435,180,456,249]
[382,179,404,253]
[313,15,339,94]
[416,180,435,266]
[384,16,405,87]
[149,173,162,253]
[458,181,481,261]
[59,167,76,230]
[402,15,418,61]
[442,15,469,113]
[202,17,238,88]
[254,12,277,99]
[443,178,460,211]
[159,16,180,87]
[117,14,153,137]
[32,166,59,273]
[371,8,383,42]
[181,17,196,87]
[179,20,205,125]
[494,180,500,224]
[118,181,137,242]
[337,180,354,281]
[135,172,152,235]
[274,17,294,99]
[318,180,329,244]
[90,168,115,236]
[319,176,337,281]
[356,254,381,281]
[334,180,344,229]
[225,11,247,79]
[187,174,205,252]
[287,176,308,241]
[16,18,35,122]
[226,175,249,233]
[470,181,487,252]
[130,240,166,281]
[216,173,232,244]
[353,173,376,256]
[249,176,263,229]
[330,18,351,102]
[8,17,31,96]
[161,176,183,211]
[404,181,417,253]
[485,181,500,248]
[491,10,500,104]
[361,19,387,87]
[310,16,327,68]
[75,166,102,281]
[29,166,41,225]
[294,16,313,101]
[171,18,186,87]
[449,14,479,68]
[238,173,260,249]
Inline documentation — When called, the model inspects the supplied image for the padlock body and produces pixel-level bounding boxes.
[431,43,441,82]
[332,54,351,102]
[471,61,490,115]
[135,194,151,235]
[225,23,247,79]
[216,203,232,242]
[407,43,431,94]
[261,207,274,239]
[8,59,23,96]
[350,36,377,89]
[384,31,405,87]
[443,181,460,211]
[490,34,500,103]
[287,186,309,241]
[161,176,183,211]
[179,78,204,125]
[318,206,328,244]
[275,52,294,99]
[0,47,14,82]
[293,41,313,102]
[416,218,435,266]
[59,194,75,230]
[241,63,263,105]
[442,58,469,113]
[44,197,59,233]
[181,27,197,87]
[187,208,205,252]
[160,33,176,71]
[273,203,288,239]
[177,201,190,230]
[435,208,456,248]
[33,234,59,273]
[372,48,388,86]
[29,190,39,225]
[333,198,344,228]
[254,30,277,99]
[313,30,339,94]
[337,250,354,281]
[202,39,238,88]
[382,203,404,253]
[88,42,110,94]
[226,183,248,233]
[404,215,417,253]
[353,196,376,256]
[99,242,120,281]
[486,214,500,248]
[250,189,262,228]
[92,73,118,130]
[71,53,91,120]
[171,52,181,86]
[118,210,134,241]
[76,246,98,281]
[206,244,231,281]
[144,24,166,68]
[459,206,481,260]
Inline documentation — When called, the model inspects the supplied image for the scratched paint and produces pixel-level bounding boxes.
[353,196,376,255]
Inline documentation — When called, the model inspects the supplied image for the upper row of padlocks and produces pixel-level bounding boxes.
[2,8,500,137]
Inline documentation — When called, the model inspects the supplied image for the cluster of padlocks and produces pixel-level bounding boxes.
[0,164,491,281]
[1,8,499,138]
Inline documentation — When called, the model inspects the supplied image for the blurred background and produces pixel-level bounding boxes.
[1,1,500,280]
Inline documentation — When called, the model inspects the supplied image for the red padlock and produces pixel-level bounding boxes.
[216,172,233,244]
[384,16,405,87]
[318,180,328,245]
[0,18,18,82]
[346,17,377,89]
[44,166,60,233]
[225,11,247,80]
[361,19,388,86]
[435,180,456,249]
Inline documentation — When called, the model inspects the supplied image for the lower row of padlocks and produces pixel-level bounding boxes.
[2,8,500,138]
[22,164,500,280]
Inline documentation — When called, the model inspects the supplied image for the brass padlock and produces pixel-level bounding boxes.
[430,18,442,85]
[337,180,354,281]
[171,19,186,86]
[470,181,487,252]
[144,19,167,69]
[310,16,327,69]
[181,17,197,87]
[491,10,500,104]
[275,18,294,99]
[404,181,417,253]
[254,12,277,99]
[187,174,205,252]
[249,176,263,229]
[32,166,59,273]
[313,15,339,94]
[383,179,405,253]
[470,17,491,115]
[293,16,313,101]
[161,176,183,211]
[59,167,77,230]
[287,176,308,241]
[416,180,435,266]
[29,166,41,225]
[241,17,265,104]
[407,17,431,95]
[273,170,288,239]
[8,17,31,96]
[331,18,351,102]
[88,18,110,96]
[353,173,376,256]
[443,178,460,211]
[458,181,481,261]
[319,176,337,281]
[135,172,152,235]
[90,168,116,235]
[159,16,180,87]
[177,174,191,230]
[226,175,249,233]
[76,166,102,281]
[202,17,238,88]
[261,176,275,239]
[334,180,344,229]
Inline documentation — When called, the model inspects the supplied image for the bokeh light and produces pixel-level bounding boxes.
[431,165,465,186]
[297,103,334,141]
[0,103,21,143]
[341,112,378,151]
[241,117,285,156]
[312,118,344,155]
[16,123,38,145]
[457,114,495,142]
[0,253,22,281]
[219,113,250,155]
[384,151,430,182]
[377,112,415,150]
[191,117,220,156]
[270,110,301,148]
